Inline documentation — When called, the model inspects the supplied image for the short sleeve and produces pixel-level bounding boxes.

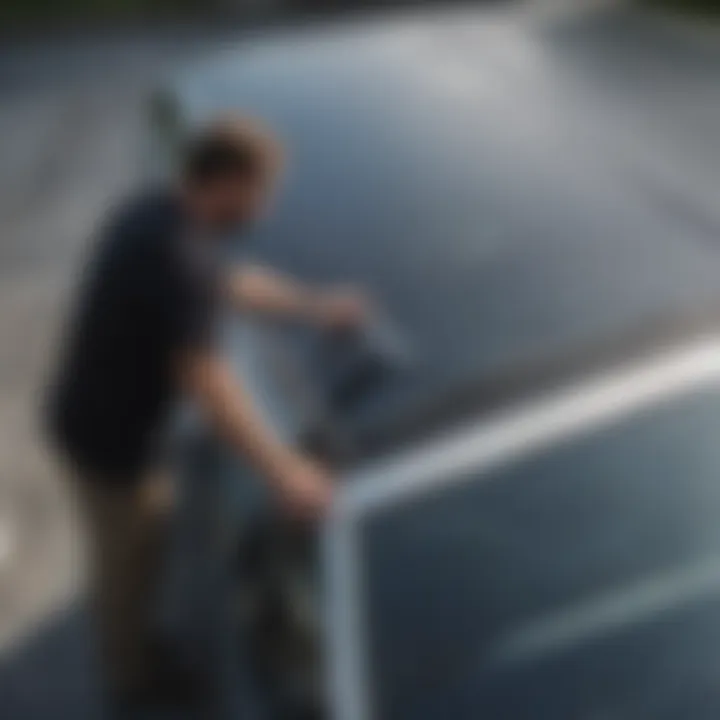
[165,239,220,354]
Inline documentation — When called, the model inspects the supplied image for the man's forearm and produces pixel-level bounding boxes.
[228,265,367,330]
[228,265,323,322]
[179,350,332,518]
[179,351,298,485]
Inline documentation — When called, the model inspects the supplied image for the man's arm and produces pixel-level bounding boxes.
[227,264,367,329]
[178,350,331,519]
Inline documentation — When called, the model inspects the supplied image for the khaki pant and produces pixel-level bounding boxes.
[70,468,175,694]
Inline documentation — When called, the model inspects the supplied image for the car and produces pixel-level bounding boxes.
[149,5,720,719]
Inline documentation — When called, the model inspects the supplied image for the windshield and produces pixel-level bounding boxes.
[356,386,720,719]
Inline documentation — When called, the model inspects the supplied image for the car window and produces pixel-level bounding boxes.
[332,383,720,720]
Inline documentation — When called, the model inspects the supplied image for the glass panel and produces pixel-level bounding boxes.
[357,388,720,720]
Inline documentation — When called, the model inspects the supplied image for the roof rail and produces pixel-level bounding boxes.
[356,305,720,462]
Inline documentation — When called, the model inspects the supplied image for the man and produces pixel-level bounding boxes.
[46,115,365,710]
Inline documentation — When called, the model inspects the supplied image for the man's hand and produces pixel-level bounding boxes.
[314,287,369,332]
[271,454,334,520]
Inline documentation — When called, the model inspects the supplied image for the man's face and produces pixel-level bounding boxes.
[203,174,272,235]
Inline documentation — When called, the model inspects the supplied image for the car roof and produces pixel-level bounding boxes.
[167,8,720,447]
[356,309,720,460]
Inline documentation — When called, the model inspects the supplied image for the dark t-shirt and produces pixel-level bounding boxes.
[47,189,220,481]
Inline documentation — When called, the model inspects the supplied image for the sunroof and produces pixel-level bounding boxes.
[324,339,720,720]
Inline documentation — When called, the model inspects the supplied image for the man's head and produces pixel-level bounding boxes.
[181,115,283,234]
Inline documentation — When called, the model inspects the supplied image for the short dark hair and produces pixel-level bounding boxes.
[182,115,282,186]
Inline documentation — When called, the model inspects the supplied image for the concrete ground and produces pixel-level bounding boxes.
[0,2,717,718]
[0,27,245,718]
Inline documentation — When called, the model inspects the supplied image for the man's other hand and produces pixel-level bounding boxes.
[179,352,334,521]
[273,454,334,520]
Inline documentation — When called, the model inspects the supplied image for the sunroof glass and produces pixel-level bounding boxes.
[325,344,720,720]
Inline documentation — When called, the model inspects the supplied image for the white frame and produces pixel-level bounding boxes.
[323,335,720,720]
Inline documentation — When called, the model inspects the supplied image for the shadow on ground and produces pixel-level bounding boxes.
[0,600,104,720]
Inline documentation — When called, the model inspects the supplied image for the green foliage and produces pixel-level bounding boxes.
[644,0,720,15]
[0,0,210,24]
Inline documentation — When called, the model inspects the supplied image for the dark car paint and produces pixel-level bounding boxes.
[160,9,720,447]
[155,8,720,719]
